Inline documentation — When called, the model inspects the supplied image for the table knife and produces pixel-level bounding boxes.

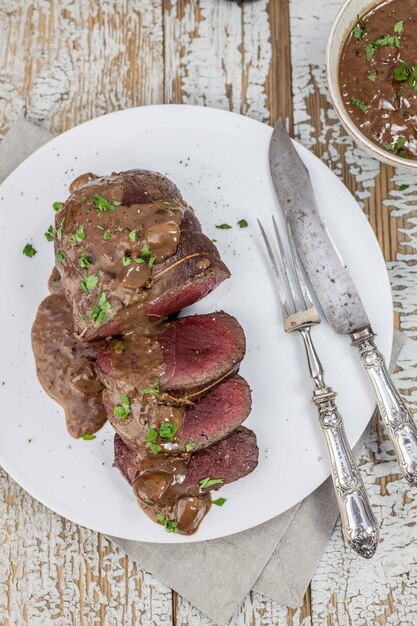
[269,118,417,485]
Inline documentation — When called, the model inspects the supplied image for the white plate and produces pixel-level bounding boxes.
[0,105,392,543]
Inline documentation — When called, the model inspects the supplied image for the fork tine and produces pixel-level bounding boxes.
[257,219,292,317]
[285,220,315,309]
[271,216,303,312]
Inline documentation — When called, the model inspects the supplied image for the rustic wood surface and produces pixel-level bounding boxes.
[1,0,417,624]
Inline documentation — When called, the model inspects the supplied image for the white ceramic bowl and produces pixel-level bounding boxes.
[326,0,417,170]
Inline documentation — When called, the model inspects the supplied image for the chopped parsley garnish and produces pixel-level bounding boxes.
[199,477,224,489]
[113,393,131,420]
[128,229,137,242]
[56,250,65,264]
[216,223,232,229]
[393,61,417,92]
[92,194,121,212]
[122,256,132,266]
[159,421,177,441]
[23,243,37,258]
[113,340,125,352]
[185,442,196,453]
[212,497,227,506]
[387,136,408,156]
[351,97,367,112]
[400,184,410,190]
[148,255,156,269]
[163,201,171,205]
[145,428,161,455]
[80,273,98,294]
[141,242,151,258]
[155,513,177,533]
[103,231,111,241]
[68,224,85,244]
[134,257,145,264]
[44,225,54,242]
[352,15,367,39]
[96,225,104,231]
[365,34,401,61]
[91,291,112,323]
[56,218,65,241]
[394,20,404,34]
[237,219,248,228]
[368,71,377,82]
[81,433,96,440]
[79,254,92,269]
[139,378,160,397]
[53,201,63,212]
[115,226,124,232]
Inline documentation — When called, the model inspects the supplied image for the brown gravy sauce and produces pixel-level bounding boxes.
[32,291,106,438]
[33,172,214,534]
[339,0,417,159]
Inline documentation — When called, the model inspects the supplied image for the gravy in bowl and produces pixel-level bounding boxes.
[339,0,417,160]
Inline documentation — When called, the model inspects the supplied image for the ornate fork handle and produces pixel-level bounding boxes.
[352,328,417,485]
[300,327,378,558]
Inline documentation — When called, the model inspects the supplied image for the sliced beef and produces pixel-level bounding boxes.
[104,375,251,453]
[55,169,230,341]
[97,311,245,396]
[113,426,259,489]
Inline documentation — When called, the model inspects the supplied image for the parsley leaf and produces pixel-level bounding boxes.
[393,61,417,91]
[145,428,161,454]
[115,226,124,232]
[79,254,92,269]
[212,497,227,506]
[53,201,63,212]
[216,223,232,229]
[394,20,404,34]
[113,393,131,420]
[155,513,177,533]
[400,184,410,190]
[351,97,367,112]
[91,291,112,323]
[23,243,37,258]
[128,229,137,242]
[352,15,367,39]
[199,477,224,489]
[141,242,151,258]
[56,218,65,241]
[387,136,408,157]
[122,256,132,266]
[92,194,121,212]
[56,250,65,264]
[68,224,85,244]
[80,273,98,294]
[148,255,156,269]
[365,34,401,61]
[186,442,196,453]
[103,231,111,241]
[113,340,125,353]
[159,421,177,441]
[81,433,96,440]
[139,378,160,397]
[368,70,377,82]
[44,225,54,242]
[237,219,248,228]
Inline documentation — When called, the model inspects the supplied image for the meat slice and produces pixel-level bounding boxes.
[104,375,252,453]
[55,170,230,341]
[113,426,259,488]
[97,312,246,396]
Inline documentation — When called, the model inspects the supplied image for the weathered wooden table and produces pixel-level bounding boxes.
[2,1,417,624]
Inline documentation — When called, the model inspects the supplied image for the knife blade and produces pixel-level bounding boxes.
[269,118,417,485]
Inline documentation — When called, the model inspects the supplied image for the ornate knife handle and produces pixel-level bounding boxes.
[313,387,379,558]
[352,328,417,485]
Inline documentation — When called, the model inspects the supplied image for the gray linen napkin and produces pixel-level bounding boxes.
[1,118,405,625]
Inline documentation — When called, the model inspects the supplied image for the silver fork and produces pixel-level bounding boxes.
[258,216,379,559]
